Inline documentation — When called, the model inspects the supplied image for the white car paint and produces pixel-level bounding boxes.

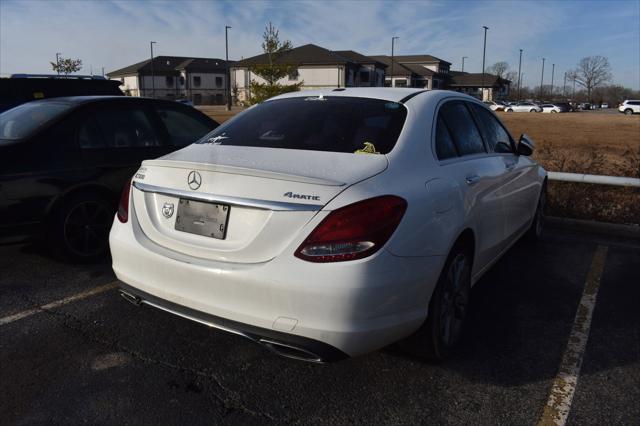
[504,102,543,113]
[540,104,562,113]
[109,88,546,361]
[618,100,640,115]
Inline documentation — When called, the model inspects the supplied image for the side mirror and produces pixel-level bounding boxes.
[517,134,534,156]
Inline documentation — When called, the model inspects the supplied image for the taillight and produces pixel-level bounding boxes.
[117,178,132,223]
[295,196,407,263]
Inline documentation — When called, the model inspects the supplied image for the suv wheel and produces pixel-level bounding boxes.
[625,109,634,115]
[50,194,114,261]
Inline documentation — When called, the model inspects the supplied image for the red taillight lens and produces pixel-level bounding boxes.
[117,178,132,223]
[295,195,407,263]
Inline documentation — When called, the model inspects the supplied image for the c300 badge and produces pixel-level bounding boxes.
[162,202,175,218]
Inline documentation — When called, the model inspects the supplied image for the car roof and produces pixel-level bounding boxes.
[268,87,428,103]
[20,95,167,105]
[267,88,487,106]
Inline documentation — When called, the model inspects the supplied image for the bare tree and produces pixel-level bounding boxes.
[50,57,83,77]
[486,61,509,79]
[571,56,612,102]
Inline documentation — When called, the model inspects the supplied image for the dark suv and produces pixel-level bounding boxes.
[0,75,124,113]
[0,96,218,260]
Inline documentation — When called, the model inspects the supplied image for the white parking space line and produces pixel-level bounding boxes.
[538,245,609,426]
[0,281,118,326]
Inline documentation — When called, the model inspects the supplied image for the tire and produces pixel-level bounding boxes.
[49,194,114,262]
[625,109,633,115]
[525,181,547,242]
[551,110,558,113]
[506,108,513,112]
[530,109,537,113]
[406,243,472,361]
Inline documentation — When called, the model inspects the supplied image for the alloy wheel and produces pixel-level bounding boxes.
[438,253,470,348]
[63,201,112,257]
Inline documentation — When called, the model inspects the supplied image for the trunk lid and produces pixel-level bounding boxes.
[131,145,387,263]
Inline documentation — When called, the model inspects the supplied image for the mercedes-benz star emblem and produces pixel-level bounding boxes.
[188,171,202,190]
[162,202,174,218]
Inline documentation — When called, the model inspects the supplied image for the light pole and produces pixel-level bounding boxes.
[539,57,545,99]
[56,52,61,76]
[551,63,555,98]
[390,36,399,87]
[563,71,567,98]
[225,25,232,110]
[461,56,468,73]
[517,49,523,101]
[481,26,489,100]
[150,41,156,98]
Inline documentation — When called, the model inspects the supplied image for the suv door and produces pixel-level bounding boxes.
[433,99,511,273]
[469,103,540,244]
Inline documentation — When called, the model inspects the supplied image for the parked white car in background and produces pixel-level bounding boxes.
[110,88,547,363]
[504,102,543,112]
[540,104,563,113]
[483,100,507,111]
[618,100,640,115]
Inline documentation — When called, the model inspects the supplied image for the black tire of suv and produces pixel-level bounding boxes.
[405,242,472,362]
[625,109,633,115]
[49,194,114,262]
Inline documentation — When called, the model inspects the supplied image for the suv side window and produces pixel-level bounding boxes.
[155,105,214,146]
[78,114,107,149]
[438,101,486,156]
[468,103,514,153]
[95,107,160,148]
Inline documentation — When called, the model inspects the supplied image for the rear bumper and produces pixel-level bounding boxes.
[118,282,348,362]
[109,214,445,359]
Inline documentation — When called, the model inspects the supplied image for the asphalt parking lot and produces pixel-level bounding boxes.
[1,227,638,425]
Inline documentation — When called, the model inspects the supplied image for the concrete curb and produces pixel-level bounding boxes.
[547,216,640,239]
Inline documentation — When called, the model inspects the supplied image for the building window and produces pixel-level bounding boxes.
[288,68,299,81]
[215,76,223,88]
[395,79,407,88]
[360,71,370,83]
[179,76,185,86]
[193,93,202,105]
[166,76,174,87]
[193,76,201,87]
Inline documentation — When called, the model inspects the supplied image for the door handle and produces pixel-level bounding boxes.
[465,175,480,185]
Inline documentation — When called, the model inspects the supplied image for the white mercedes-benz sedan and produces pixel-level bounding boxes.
[110,88,547,362]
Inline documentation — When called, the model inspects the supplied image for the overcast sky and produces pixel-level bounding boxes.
[1,0,639,89]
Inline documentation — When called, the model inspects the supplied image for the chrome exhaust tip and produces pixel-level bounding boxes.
[119,289,142,306]
[259,339,324,363]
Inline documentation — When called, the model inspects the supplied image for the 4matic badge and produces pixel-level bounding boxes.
[283,192,320,201]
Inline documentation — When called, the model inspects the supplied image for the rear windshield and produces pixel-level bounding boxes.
[0,101,72,141]
[197,96,408,154]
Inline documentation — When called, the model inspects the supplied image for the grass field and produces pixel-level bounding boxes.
[199,106,640,224]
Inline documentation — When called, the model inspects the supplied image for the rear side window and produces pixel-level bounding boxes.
[0,101,72,141]
[438,101,486,156]
[95,108,160,148]
[435,116,457,160]
[468,103,514,153]
[197,96,408,154]
[155,105,215,146]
